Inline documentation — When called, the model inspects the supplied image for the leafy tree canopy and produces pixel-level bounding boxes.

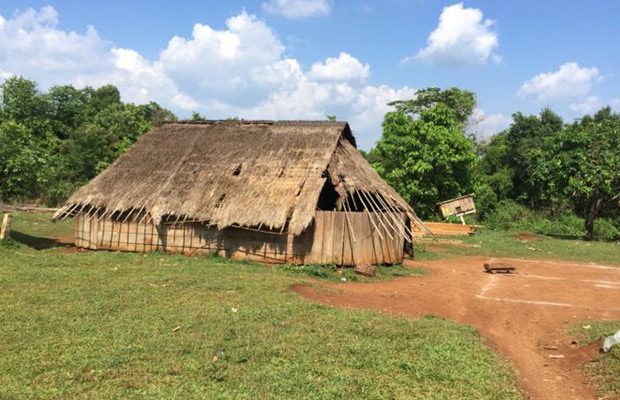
[388,87,476,124]
[371,88,477,218]
[543,107,620,239]
[0,76,177,205]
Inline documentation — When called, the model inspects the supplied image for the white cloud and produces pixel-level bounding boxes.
[160,12,287,106]
[518,62,599,102]
[0,6,415,149]
[569,96,602,114]
[467,108,512,140]
[570,96,620,115]
[0,6,194,111]
[412,3,500,66]
[262,0,331,19]
[307,52,370,82]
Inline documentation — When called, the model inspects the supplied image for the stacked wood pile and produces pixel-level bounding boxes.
[412,222,475,238]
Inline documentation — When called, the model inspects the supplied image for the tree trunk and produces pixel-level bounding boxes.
[584,196,602,241]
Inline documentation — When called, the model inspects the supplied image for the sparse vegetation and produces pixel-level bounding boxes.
[571,322,620,399]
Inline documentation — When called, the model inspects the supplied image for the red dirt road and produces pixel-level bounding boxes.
[293,257,620,400]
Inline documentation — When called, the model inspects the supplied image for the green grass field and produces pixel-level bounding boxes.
[0,212,522,399]
[416,228,620,266]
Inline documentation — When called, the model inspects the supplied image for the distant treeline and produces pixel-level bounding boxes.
[0,78,618,240]
[0,77,182,206]
[365,88,619,240]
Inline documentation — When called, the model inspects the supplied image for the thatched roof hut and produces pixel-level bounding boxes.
[55,121,424,265]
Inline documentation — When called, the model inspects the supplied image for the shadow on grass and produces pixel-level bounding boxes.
[9,230,70,250]
[543,233,584,241]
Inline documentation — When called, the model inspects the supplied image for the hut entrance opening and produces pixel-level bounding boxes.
[316,180,339,210]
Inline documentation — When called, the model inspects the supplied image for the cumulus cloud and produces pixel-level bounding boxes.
[0,6,414,149]
[0,6,194,111]
[262,0,331,19]
[467,108,512,140]
[307,52,370,82]
[411,3,500,66]
[569,96,602,114]
[570,96,620,115]
[160,12,289,106]
[518,62,600,102]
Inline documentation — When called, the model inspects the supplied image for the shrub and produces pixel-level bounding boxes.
[594,218,620,241]
[484,200,532,230]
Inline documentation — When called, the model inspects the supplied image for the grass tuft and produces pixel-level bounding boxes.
[570,321,620,399]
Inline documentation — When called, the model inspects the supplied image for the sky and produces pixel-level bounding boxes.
[0,0,618,149]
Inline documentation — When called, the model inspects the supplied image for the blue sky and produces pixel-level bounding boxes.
[0,0,618,149]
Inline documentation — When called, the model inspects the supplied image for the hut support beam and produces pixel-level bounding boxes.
[358,190,393,240]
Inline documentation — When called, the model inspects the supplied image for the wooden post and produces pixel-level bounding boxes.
[1,213,13,239]
[286,232,295,262]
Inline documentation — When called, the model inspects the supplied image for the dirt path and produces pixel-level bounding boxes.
[292,257,620,400]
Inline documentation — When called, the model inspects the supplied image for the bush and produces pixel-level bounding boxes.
[594,218,620,241]
[483,201,619,240]
[474,183,499,221]
[484,200,532,230]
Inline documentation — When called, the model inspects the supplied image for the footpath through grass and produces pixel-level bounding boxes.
[0,212,522,399]
[571,322,620,399]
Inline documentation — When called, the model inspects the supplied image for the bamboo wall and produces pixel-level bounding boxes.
[75,210,405,265]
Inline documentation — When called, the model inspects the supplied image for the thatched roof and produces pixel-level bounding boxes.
[55,120,418,236]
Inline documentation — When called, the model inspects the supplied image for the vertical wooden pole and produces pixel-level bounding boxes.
[286,232,295,262]
[0,213,13,239]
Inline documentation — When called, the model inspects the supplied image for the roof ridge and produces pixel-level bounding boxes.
[163,120,349,126]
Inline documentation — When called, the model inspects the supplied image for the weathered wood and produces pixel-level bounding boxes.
[0,204,58,213]
[484,261,515,274]
[411,222,475,237]
[73,210,406,265]
[354,263,377,277]
[1,213,13,239]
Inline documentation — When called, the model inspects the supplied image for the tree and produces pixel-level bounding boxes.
[388,87,476,124]
[190,111,208,122]
[138,102,177,126]
[0,120,50,201]
[544,107,620,240]
[371,88,477,218]
[91,84,121,112]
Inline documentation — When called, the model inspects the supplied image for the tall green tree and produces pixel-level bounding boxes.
[0,77,177,205]
[388,87,476,124]
[543,107,620,240]
[371,88,477,217]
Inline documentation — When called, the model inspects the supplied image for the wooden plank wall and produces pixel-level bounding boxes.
[75,214,289,262]
[293,210,405,265]
[75,210,406,265]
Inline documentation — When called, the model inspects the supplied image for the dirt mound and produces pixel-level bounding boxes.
[516,232,544,241]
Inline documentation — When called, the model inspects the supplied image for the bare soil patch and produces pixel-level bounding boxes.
[516,232,544,241]
[292,257,620,400]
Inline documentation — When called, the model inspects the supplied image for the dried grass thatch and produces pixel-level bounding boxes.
[54,120,421,237]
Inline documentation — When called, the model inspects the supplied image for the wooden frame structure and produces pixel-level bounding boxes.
[74,210,405,265]
[56,121,425,265]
